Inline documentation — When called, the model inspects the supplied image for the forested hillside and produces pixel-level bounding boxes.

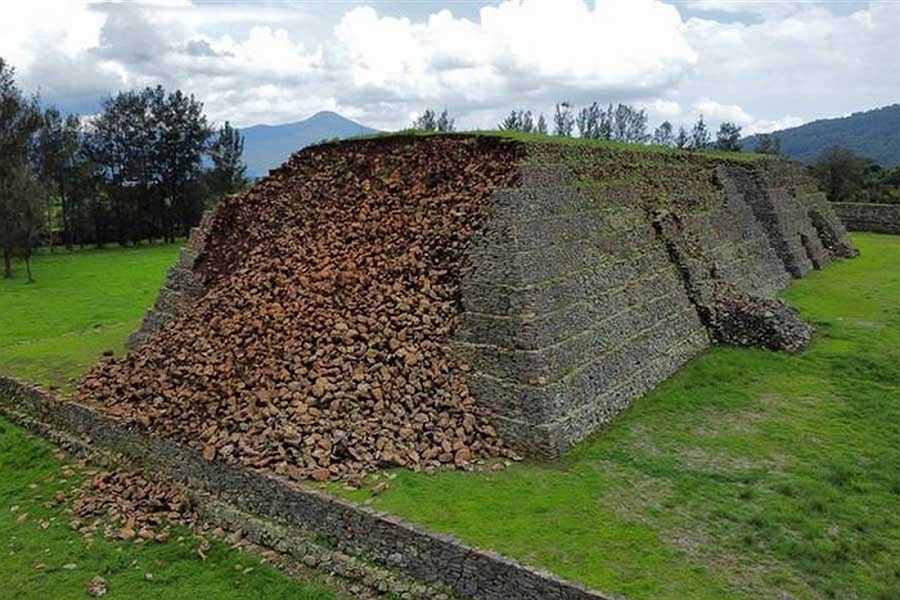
[743,104,900,165]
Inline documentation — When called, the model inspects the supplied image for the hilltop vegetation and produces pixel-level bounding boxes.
[743,104,900,166]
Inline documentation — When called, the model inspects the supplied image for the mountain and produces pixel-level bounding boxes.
[240,111,379,177]
[742,104,900,166]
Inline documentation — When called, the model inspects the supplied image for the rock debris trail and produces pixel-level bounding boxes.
[77,136,524,484]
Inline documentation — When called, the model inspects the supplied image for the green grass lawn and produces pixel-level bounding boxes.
[0,417,341,600]
[338,233,900,600]
[0,244,180,391]
[1,235,898,599]
[1,244,342,599]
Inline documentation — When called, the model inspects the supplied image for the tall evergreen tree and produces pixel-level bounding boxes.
[625,107,649,143]
[0,57,42,277]
[34,107,81,247]
[435,109,455,132]
[553,102,574,136]
[536,113,548,135]
[499,110,522,131]
[3,165,46,282]
[675,126,689,149]
[87,88,159,244]
[613,104,631,141]
[519,110,534,133]
[576,102,601,139]
[690,115,710,150]
[413,109,437,131]
[598,104,613,140]
[155,88,212,239]
[208,121,247,201]
[652,121,674,147]
[715,122,743,152]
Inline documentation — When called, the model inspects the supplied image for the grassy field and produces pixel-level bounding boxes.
[340,233,900,600]
[1,235,898,599]
[1,244,341,599]
[0,244,180,391]
[0,417,341,599]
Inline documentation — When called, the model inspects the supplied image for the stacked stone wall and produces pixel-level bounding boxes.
[833,202,900,234]
[455,160,710,456]
[126,209,215,348]
[723,163,855,277]
[124,137,856,459]
[455,146,855,457]
[0,376,613,600]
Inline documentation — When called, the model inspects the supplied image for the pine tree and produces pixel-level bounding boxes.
[536,113,548,135]
[715,122,743,152]
[436,109,455,132]
[520,110,534,133]
[625,107,649,143]
[652,121,674,147]
[598,104,613,140]
[208,121,247,201]
[0,57,42,277]
[675,126,689,149]
[553,102,574,136]
[413,109,437,131]
[499,110,521,131]
[576,102,601,139]
[690,115,710,151]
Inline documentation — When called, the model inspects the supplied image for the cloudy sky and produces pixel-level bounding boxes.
[2,0,898,134]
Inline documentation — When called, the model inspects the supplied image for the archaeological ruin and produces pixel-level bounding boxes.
[76,134,857,478]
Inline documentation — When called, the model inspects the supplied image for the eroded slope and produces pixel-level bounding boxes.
[78,136,524,483]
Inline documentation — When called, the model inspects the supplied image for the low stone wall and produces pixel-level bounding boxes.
[126,209,215,348]
[832,202,900,234]
[0,376,617,600]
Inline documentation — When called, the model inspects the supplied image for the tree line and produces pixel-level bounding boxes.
[0,57,247,282]
[413,102,790,154]
[411,104,900,205]
[810,145,900,205]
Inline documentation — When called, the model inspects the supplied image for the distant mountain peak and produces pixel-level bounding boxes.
[240,111,379,177]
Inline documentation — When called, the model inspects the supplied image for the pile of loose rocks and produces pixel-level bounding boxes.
[71,469,197,541]
[704,289,811,353]
[77,135,524,484]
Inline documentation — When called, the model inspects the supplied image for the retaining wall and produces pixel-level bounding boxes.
[0,376,616,600]
[126,209,216,348]
[455,146,856,457]
[126,138,857,459]
[833,202,900,234]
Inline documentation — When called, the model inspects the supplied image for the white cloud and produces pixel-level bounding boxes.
[689,98,805,135]
[0,1,105,69]
[0,0,896,135]
[693,98,752,124]
[334,0,697,105]
[681,1,900,126]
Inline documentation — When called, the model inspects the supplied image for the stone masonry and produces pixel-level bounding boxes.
[129,137,856,459]
[833,202,900,235]
[453,144,856,457]
[126,208,216,348]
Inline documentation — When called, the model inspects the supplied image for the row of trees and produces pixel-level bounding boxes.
[810,145,900,204]
[414,102,759,153]
[0,57,248,281]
